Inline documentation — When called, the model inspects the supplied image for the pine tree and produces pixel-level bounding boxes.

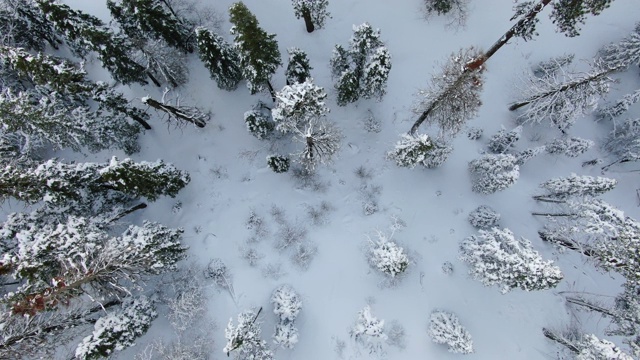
[487,126,522,154]
[75,296,157,360]
[428,311,474,354]
[543,330,633,360]
[133,37,189,88]
[229,2,282,99]
[34,0,147,85]
[107,0,194,54]
[330,23,391,106]
[292,0,330,33]
[535,174,617,201]
[423,0,470,28]
[285,47,313,85]
[245,107,275,140]
[545,136,594,157]
[468,154,520,194]
[599,23,640,69]
[388,133,452,169]
[272,79,329,133]
[267,155,290,173]
[223,308,274,360]
[550,0,615,37]
[515,146,546,166]
[195,27,243,90]
[460,227,563,293]
[510,59,616,132]
[350,305,387,355]
[0,0,60,51]
[369,238,409,278]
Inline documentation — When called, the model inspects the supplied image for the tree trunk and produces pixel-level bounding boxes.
[108,203,147,223]
[266,80,276,103]
[409,0,552,135]
[542,328,580,354]
[532,196,567,203]
[565,297,615,317]
[130,113,152,130]
[147,71,161,87]
[531,212,575,217]
[144,98,206,128]
[302,7,315,33]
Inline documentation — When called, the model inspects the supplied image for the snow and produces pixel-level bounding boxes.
[5,0,640,359]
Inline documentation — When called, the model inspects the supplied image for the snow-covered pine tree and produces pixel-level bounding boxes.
[545,136,594,157]
[599,22,640,69]
[75,296,157,360]
[515,146,546,166]
[602,118,640,171]
[459,227,563,293]
[427,311,474,354]
[468,205,501,229]
[267,155,290,173]
[195,27,243,91]
[292,0,330,33]
[34,0,147,85]
[410,46,484,137]
[596,89,640,122]
[487,125,522,153]
[292,118,342,170]
[245,108,275,139]
[368,231,409,278]
[535,174,617,200]
[468,154,520,194]
[2,217,186,315]
[107,0,194,54]
[285,47,313,85]
[533,54,575,78]
[229,1,282,99]
[388,133,452,169]
[271,285,302,349]
[223,308,274,360]
[331,23,391,106]
[423,0,470,28]
[510,58,617,132]
[272,78,329,133]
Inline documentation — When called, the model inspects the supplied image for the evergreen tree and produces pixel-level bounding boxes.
[0,0,60,51]
[510,59,616,131]
[388,133,452,169]
[267,155,290,173]
[545,136,594,157]
[229,2,282,99]
[271,285,302,349]
[272,79,329,133]
[460,227,563,293]
[34,0,147,85]
[107,0,194,53]
[535,174,617,201]
[75,296,157,360]
[423,0,470,28]
[487,126,522,154]
[550,0,615,37]
[291,0,330,33]
[428,311,474,354]
[285,47,313,85]
[350,305,387,354]
[543,329,633,360]
[330,23,391,106]
[133,37,189,88]
[195,27,243,91]
[596,89,640,122]
[599,23,640,69]
[468,205,501,229]
[468,154,520,194]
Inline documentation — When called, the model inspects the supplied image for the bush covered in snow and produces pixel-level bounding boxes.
[487,126,522,154]
[245,108,275,140]
[369,235,409,278]
[350,305,387,355]
[468,205,501,228]
[469,154,520,194]
[389,134,452,169]
[427,310,474,354]
[545,137,594,157]
[459,228,563,293]
[537,174,617,200]
[271,285,302,323]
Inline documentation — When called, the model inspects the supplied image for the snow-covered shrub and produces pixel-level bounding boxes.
[267,155,290,173]
[441,261,454,275]
[532,54,575,78]
[271,285,302,323]
[350,305,387,352]
[273,322,299,349]
[166,276,206,334]
[537,174,617,200]
[602,118,640,169]
[515,146,546,165]
[245,109,274,139]
[389,134,452,169]
[468,205,500,228]
[545,137,594,157]
[291,241,318,270]
[369,234,409,278]
[469,154,520,194]
[223,309,273,360]
[487,126,522,154]
[467,127,483,140]
[459,228,563,293]
[75,296,157,360]
[427,310,474,354]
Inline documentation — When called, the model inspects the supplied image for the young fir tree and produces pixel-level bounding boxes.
[330,23,391,106]
[132,37,189,88]
[535,174,617,201]
[460,227,564,294]
[600,22,640,69]
[291,0,330,33]
[229,2,282,100]
[2,216,186,315]
[427,311,474,354]
[75,296,157,360]
[285,47,313,85]
[510,58,617,132]
[515,146,546,166]
[468,154,520,194]
[545,136,594,157]
[267,155,290,173]
[550,0,615,37]
[369,236,410,278]
[195,27,243,91]
[33,0,147,85]
[107,0,194,54]
[487,126,522,154]
[223,308,274,360]
[272,78,329,133]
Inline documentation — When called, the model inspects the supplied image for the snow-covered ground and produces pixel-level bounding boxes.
[51,0,640,358]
